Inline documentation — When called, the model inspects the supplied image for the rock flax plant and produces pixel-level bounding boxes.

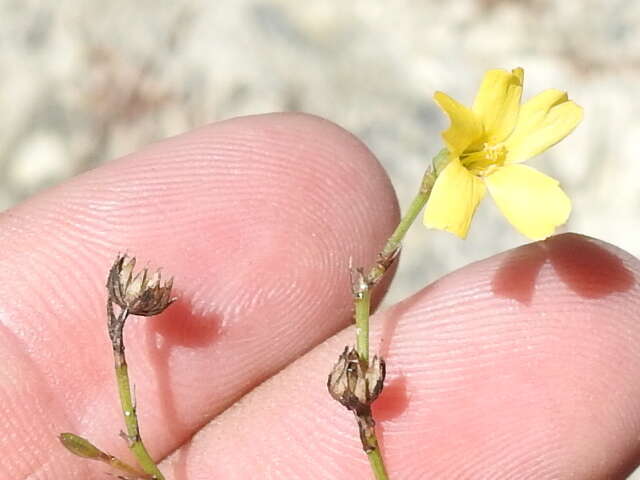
[60,254,175,479]
[327,67,582,479]
[59,67,583,480]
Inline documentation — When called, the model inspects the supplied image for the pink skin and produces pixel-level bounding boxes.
[0,114,639,479]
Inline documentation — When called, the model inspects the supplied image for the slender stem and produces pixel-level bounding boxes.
[367,448,389,480]
[109,454,155,479]
[352,282,390,480]
[114,354,164,479]
[355,288,372,362]
[366,154,442,286]
[381,168,436,257]
[352,150,445,480]
[111,308,165,480]
[356,410,389,480]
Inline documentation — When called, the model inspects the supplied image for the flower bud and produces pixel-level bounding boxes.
[327,346,385,414]
[59,433,109,460]
[107,254,175,316]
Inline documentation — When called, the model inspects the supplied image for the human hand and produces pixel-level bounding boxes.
[2,114,639,479]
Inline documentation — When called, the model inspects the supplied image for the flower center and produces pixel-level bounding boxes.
[460,142,507,176]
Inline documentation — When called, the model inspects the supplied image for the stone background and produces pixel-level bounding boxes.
[1,1,639,475]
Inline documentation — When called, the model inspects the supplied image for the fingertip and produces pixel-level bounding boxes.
[168,234,640,478]
[0,113,401,476]
[376,233,640,477]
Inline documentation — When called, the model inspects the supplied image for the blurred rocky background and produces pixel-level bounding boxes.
[2,0,640,476]
[2,1,638,303]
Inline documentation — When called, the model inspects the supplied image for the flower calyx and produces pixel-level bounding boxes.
[327,346,385,416]
[107,254,175,317]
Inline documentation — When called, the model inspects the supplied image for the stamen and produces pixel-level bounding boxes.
[483,142,507,163]
[462,142,507,176]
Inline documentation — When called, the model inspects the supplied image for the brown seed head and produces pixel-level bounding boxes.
[107,254,175,316]
[327,346,385,414]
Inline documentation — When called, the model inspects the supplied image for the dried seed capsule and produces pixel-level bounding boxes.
[327,346,385,415]
[107,254,175,316]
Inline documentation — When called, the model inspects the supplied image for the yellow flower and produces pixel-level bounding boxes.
[423,68,583,240]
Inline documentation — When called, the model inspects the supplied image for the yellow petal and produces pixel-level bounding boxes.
[472,68,524,144]
[423,157,486,238]
[433,91,484,157]
[505,89,583,164]
[485,164,571,240]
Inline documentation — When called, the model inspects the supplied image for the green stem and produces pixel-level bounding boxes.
[355,288,372,363]
[356,411,389,480]
[110,454,155,479]
[381,168,436,257]
[112,309,165,480]
[367,150,445,286]
[353,150,446,480]
[367,447,389,480]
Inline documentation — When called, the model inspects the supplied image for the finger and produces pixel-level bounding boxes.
[0,113,399,478]
[162,234,640,479]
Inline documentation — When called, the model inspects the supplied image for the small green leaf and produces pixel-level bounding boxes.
[59,433,108,460]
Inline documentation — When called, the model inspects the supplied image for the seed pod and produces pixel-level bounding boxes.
[327,346,385,415]
[107,254,175,316]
